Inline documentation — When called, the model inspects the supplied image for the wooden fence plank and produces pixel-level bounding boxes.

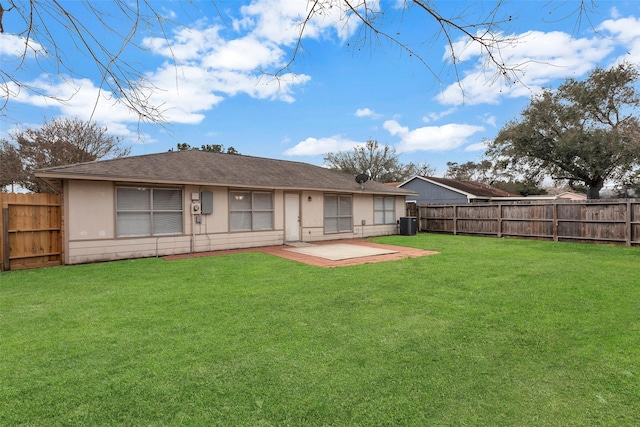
[1,203,9,271]
[418,199,640,247]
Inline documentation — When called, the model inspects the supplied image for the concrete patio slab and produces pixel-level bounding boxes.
[284,243,398,261]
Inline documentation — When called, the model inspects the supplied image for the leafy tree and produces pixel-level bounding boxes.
[444,160,547,196]
[487,62,640,199]
[324,139,433,182]
[629,169,640,197]
[444,160,494,183]
[169,143,240,154]
[406,161,437,180]
[491,180,548,197]
[7,117,130,192]
[0,1,593,121]
[173,143,193,152]
[613,169,640,198]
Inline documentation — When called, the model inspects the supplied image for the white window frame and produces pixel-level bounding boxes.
[229,191,274,232]
[374,196,396,225]
[116,187,183,237]
[324,194,353,234]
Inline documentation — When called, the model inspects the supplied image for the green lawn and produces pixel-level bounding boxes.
[1,234,639,426]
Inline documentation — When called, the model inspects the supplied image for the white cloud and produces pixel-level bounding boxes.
[7,75,155,143]
[136,3,342,121]
[11,76,136,122]
[422,108,456,123]
[143,25,223,62]
[383,120,485,152]
[203,36,284,71]
[481,114,497,127]
[237,0,310,45]
[597,16,640,65]
[610,7,622,20]
[238,0,365,45]
[0,34,44,57]
[599,16,640,38]
[437,30,615,106]
[284,135,363,156]
[464,141,488,152]
[355,107,381,118]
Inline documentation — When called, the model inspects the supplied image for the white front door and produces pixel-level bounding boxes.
[285,193,300,242]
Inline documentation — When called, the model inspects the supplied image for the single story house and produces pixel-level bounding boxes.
[398,176,518,205]
[35,150,416,265]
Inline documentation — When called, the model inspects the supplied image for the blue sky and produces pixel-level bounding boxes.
[2,0,640,176]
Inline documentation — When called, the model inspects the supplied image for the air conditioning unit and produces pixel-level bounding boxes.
[191,202,202,214]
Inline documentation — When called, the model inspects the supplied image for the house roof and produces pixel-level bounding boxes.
[556,191,587,200]
[35,150,415,196]
[400,176,519,198]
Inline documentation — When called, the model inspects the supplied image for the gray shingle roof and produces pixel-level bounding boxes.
[36,150,414,195]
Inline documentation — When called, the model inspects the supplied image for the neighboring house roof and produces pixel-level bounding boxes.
[484,192,588,201]
[556,191,587,200]
[399,176,518,199]
[35,150,415,196]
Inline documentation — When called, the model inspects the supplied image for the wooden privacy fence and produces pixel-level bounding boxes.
[419,199,640,246]
[1,193,62,271]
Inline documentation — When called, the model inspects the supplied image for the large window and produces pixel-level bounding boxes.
[229,191,273,231]
[324,194,352,233]
[374,196,396,224]
[116,187,183,237]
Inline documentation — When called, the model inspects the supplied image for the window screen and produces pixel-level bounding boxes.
[324,194,352,233]
[374,196,396,224]
[116,187,183,237]
[229,191,274,231]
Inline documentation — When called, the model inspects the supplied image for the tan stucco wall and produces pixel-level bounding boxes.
[353,194,374,226]
[186,185,229,234]
[300,191,324,227]
[274,191,284,230]
[67,180,115,240]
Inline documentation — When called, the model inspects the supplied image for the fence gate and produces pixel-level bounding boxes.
[1,193,62,271]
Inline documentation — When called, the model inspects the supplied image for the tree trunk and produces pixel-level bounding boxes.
[587,178,604,199]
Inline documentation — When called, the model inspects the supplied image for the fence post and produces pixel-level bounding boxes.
[625,201,632,246]
[497,204,503,238]
[453,205,458,235]
[552,202,559,242]
[2,203,9,271]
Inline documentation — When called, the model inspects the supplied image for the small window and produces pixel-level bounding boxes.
[229,191,274,231]
[374,196,396,224]
[324,194,352,233]
[116,187,183,237]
